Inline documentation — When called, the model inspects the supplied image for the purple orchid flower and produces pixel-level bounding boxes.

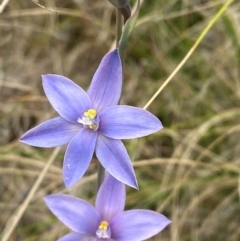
[20,49,162,189]
[44,173,171,241]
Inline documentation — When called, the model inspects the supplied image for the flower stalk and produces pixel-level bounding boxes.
[97,163,105,191]
[116,9,122,48]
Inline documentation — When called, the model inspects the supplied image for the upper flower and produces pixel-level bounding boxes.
[20,49,163,189]
[44,174,171,241]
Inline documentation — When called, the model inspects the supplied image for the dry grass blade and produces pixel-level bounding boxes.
[0,0,9,13]
[1,147,61,241]
[143,0,235,110]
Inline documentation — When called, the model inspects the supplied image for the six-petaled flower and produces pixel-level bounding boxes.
[20,49,163,189]
[44,173,171,241]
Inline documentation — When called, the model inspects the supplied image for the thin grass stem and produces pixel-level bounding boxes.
[143,0,235,110]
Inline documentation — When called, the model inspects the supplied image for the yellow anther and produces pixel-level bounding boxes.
[98,221,109,231]
[84,109,97,119]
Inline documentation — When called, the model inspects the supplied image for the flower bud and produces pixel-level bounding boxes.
[108,0,131,22]
[108,0,130,8]
[118,4,131,23]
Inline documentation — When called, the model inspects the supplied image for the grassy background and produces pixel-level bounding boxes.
[1,0,240,240]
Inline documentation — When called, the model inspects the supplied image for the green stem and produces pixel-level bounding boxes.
[116,8,125,88]
[116,9,122,48]
[97,163,105,191]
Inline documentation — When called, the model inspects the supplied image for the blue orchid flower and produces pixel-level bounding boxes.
[20,49,162,189]
[44,173,171,241]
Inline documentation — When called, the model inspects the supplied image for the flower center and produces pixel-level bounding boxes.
[77,109,98,130]
[96,220,111,239]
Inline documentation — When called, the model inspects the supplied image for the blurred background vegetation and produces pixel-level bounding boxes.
[0,0,240,240]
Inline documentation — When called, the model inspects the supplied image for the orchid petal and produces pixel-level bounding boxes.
[58,232,96,241]
[44,194,101,235]
[87,50,122,112]
[20,117,80,147]
[96,173,125,221]
[95,135,138,189]
[42,74,91,123]
[111,210,171,241]
[63,128,97,188]
[98,105,162,139]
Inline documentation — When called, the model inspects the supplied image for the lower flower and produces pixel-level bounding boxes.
[44,174,171,241]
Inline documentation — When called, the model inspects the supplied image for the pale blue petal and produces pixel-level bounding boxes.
[98,106,163,139]
[20,117,80,147]
[63,128,97,188]
[87,50,122,113]
[58,232,95,241]
[44,194,101,235]
[96,173,125,221]
[111,210,171,241]
[42,74,91,123]
[95,135,138,189]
